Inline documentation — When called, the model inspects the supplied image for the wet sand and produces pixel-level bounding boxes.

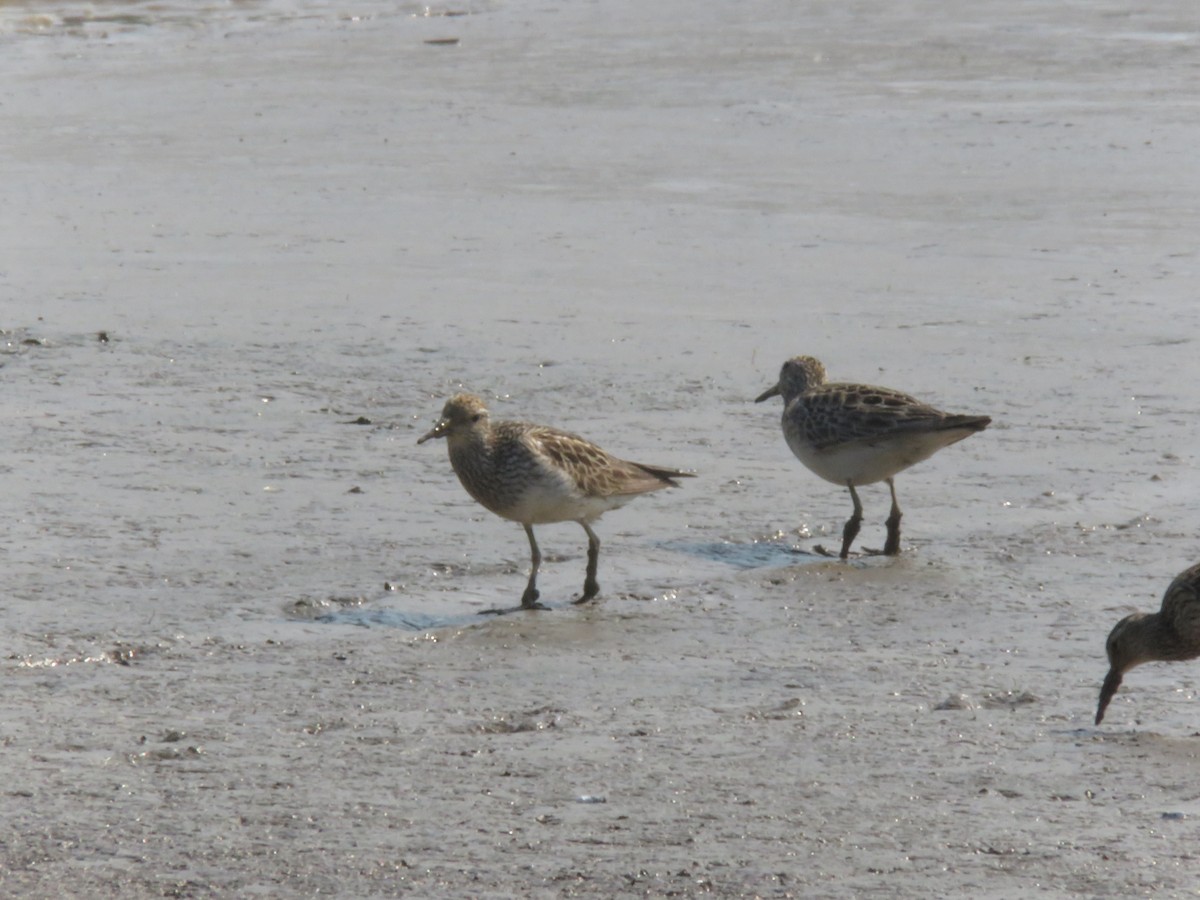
[3,0,1200,895]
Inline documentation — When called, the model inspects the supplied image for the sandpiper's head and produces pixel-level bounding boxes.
[755,356,827,404]
[417,393,490,444]
[1095,612,1148,725]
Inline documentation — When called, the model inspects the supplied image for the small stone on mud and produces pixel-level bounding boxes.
[935,694,975,711]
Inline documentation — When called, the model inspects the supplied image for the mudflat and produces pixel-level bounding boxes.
[3,0,1200,895]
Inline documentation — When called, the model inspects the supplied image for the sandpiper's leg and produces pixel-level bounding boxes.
[520,524,549,609]
[575,521,601,604]
[481,524,548,615]
[882,477,902,556]
[839,482,864,560]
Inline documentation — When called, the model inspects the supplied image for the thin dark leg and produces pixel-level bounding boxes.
[520,524,548,608]
[882,477,902,556]
[839,482,864,560]
[481,523,548,615]
[575,522,601,604]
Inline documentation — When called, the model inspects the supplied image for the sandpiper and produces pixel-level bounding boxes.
[755,356,990,559]
[1095,562,1200,725]
[418,393,694,614]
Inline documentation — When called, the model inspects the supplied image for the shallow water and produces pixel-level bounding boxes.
[0,0,477,37]
[3,0,1200,895]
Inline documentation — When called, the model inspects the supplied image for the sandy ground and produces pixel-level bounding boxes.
[3,0,1200,895]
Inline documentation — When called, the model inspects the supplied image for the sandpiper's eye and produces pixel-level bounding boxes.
[471,413,482,422]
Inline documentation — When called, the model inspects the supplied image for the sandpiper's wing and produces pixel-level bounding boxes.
[525,425,688,498]
[796,384,988,450]
[1161,562,1200,643]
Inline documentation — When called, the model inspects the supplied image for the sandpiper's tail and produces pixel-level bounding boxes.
[941,414,991,433]
[632,462,697,487]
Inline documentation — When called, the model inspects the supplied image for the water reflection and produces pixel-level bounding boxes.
[659,539,820,570]
[0,0,481,38]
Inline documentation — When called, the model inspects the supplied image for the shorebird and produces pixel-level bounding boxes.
[755,356,990,559]
[418,393,693,614]
[1095,562,1200,725]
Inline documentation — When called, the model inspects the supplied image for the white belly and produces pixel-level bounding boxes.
[500,480,633,525]
[786,429,975,486]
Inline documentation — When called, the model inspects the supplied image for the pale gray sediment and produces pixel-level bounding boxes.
[2,0,1200,895]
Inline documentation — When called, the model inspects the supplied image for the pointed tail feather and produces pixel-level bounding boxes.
[940,414,991,433]
[633,462,697,486]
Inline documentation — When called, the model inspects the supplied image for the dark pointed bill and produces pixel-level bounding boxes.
[1095,668,1123,725]
[417,419,449,444]
[754,383,781,403]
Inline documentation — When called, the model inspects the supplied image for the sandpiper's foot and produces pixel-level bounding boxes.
[480,585,549,614]
[573,579,600,605]
[813,544,868,559]
[878,542,901,556]
[480,601,549,616]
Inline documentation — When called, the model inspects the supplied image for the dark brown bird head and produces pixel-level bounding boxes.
[755,355,828,404]
[417,393,489,445]
[1095,612,1151,725]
